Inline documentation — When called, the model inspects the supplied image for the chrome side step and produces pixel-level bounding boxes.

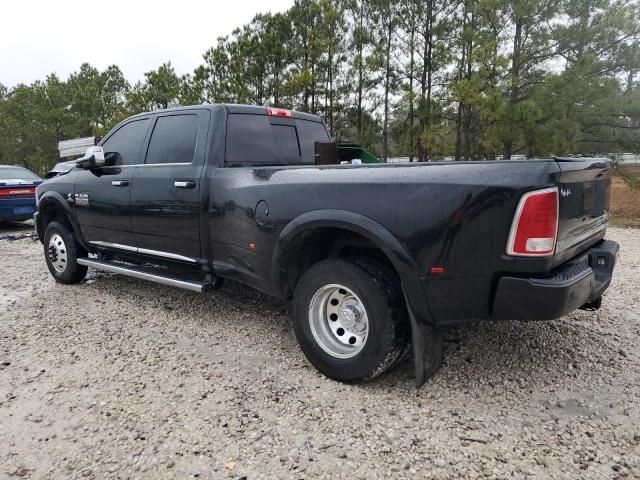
[78,258,209,293]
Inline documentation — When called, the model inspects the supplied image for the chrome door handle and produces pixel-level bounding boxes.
[111,180,129,187]
[174,181,196,189]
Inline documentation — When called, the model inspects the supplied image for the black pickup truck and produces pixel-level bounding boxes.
[34,104,619,385]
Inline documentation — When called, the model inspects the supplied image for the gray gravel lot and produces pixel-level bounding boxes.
[1,221,639,479]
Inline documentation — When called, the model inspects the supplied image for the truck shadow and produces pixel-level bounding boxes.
[372,314,612,392]
[85,272,612,393]
[0,220,35,236]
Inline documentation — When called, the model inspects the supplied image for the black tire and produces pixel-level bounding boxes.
[349,256,413,364]
[43,221,88,284]
[291,258,409,382]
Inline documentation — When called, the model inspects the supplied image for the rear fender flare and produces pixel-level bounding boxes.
[272,209,433,325]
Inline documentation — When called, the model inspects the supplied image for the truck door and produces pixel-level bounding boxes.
[129,110,209,262]
[74,117,151,248]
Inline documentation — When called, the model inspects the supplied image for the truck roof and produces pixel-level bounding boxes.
[130,104,324,123]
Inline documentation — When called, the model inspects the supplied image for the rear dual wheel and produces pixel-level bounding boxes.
[292,258,409,382]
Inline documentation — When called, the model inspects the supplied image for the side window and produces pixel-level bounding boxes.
[226,115,269,165]
[146,114,199,164]
[296,120,330,163]
[101,118,149,166]
[226,114,302,165]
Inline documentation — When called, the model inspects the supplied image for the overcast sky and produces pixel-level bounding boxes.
[0,0,295,88]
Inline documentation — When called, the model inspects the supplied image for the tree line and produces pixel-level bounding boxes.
[1,0,639,175]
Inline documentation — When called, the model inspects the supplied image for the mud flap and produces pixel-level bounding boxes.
[403,291,443,387]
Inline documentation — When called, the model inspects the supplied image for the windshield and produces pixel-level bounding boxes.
[0,167,41,180]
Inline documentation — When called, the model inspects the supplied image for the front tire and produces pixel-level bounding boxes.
[291,258,409,382]
[44,221,88,284]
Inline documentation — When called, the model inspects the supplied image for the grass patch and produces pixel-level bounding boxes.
[615,165,640,190]
[610,217,640,228]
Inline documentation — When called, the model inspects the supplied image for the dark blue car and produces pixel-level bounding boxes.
[0,165,42,222]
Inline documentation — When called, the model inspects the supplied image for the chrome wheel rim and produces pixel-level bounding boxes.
[48,233,68,273]
[308,284,368,359]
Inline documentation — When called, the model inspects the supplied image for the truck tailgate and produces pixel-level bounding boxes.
[553,157,612,266]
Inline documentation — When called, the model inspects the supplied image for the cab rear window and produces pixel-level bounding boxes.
[226,114,329,166]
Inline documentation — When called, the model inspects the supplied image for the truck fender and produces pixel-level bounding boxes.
[272,209,441,385]
[37,191,90,251]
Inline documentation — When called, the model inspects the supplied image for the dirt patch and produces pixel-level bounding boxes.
[611,166,640,227]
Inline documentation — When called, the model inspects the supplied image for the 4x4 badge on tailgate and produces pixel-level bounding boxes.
[560,188,572,198]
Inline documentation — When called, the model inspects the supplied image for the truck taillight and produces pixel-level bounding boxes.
[506,187,558,257]
[267,107,294,118]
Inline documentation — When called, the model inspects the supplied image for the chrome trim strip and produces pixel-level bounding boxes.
[89,241,138,252]
[106,162,193,168]
[138,248,197,263]
[88,241,196,263]
[138,162,193,167]
[556,219,608,253]
[77,259,204,292]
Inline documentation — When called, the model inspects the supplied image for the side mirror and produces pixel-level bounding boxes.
[77,146,105,169]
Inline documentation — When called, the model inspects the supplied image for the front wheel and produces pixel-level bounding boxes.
[291,258,409,382]
[44,221,88,284]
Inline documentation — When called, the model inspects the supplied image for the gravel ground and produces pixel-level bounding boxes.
[1,222,639,479]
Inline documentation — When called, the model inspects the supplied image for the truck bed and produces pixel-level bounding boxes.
[208,157,612,324]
